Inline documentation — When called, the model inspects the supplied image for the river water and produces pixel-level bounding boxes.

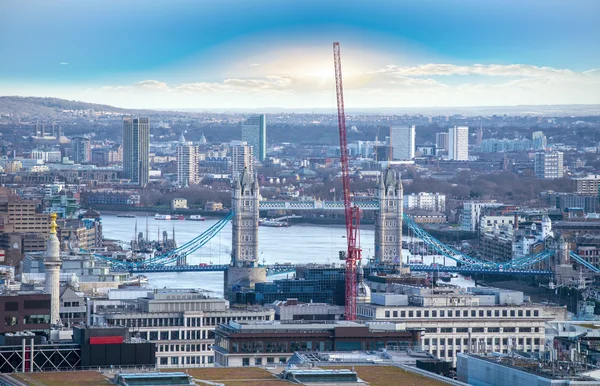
[100,214,466,297]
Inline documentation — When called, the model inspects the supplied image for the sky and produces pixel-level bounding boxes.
[0,0,599,110]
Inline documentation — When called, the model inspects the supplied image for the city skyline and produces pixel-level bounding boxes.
[1,0,599,110]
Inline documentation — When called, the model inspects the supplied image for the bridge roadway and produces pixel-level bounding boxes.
[123,263,552,276]
[259,200,379,211]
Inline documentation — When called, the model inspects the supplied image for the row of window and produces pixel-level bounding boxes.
[424,337,541,346]
[423,326,539,334]
[242,357,286,366]
[158,343,211,353]
[109,314,265,328]
[158,356,214,366]
[380,308,541,319]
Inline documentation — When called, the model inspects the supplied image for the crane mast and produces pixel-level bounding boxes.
[333,42,362,321]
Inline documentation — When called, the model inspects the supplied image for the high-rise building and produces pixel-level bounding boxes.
[435,132,449,153]
[72,137,91,164]
[241,115,266,162]
[390,125,416,160]
[535,151,564,179]
[448,126,469,161]
[176,134,199,187]
[122,117,150,187]
[230,141,253,180]
[532,131,547,151]
[374,168,403,266]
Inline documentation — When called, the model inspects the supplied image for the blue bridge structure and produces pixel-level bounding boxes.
[92,209,600,278]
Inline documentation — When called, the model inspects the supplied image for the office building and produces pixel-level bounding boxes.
[91,288,274,368]
[241,115,266,162]
[71,137,91,164]
[230,141,253,179]
[122,117,150,187]
[390,125,415,160]
[0,291,51,335]
[403,192,446,212]
[534,151,564,179]
[532,130,547,150]
[176,134,199,187]
[0,187,50,257]
[435,132,449,153]
[213,320,421,367]
[448,126,469,161]
[358,287,567,366]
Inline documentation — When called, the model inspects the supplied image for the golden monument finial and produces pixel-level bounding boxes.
[50,213,57,234]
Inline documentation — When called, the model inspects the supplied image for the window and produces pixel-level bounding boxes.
[441,328,453,333]
[401,311,406,318]
[255,358,262,365]
[479,310,484,317]
[520,327,531,333]
[416,311,421,318]
[472,328,484,333]
[502,310,507,317]
[242,358,250,366]
[471,310,476,317]
[495,310,500,317]
[425,328,437,333]
[487,310,492,317]
[408,311,413,318]
[503,327,516,333]
[448,310,453,317]
[171,357,179,365]
[534,310,539,317]
[393,311,398,318]
[424,339,430,346]
[23,314,50,324]
[279,357,287,364]
[432,311,437,317]
[518,310,523,317]
[424,311,429,317]
[150,331,158,340]
[440,310,445,317]
[488,327,500,333]
[510,310,515,317]
[526,310,531,317]
[385,311,390,318]
[4,316,17,326]
[24,300,50,309]
[267,357,274,364]
[160,357,168,365]
[456,328,468,333]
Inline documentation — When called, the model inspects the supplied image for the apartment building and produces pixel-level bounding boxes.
[573,175,600,195]
[357,287,567,366]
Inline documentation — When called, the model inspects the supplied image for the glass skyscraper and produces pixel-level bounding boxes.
[241,115,266,162]
[122,117,150,187]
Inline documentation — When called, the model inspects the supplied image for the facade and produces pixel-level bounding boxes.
[241,114,266,162]
[230,141,254,180]
[266,299,345,321]
[479,138,532,153]
[91,289,274,368]
[71,137,91,164]
[0,188,50,256]
[390,125,416,160]
[573,175,600,195]
[448,126,469,161]
[374,168,403,266]
[230,168,260,267]
[122,117,150,187]
[543,191,599,214]
[81,190,140,206]
[403,192,445,212]
[358,287,567,367]
[213,320,421,367]
[534,151,564,179]
[460,201,502,232]
[176,135,199,187]
[0,291,51,334]
[171,198,188,210]
[532,130,547,150]
[435,132,449,153]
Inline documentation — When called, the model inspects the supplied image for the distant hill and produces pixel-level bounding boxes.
[0,96,147,116]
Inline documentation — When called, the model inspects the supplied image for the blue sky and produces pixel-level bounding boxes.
[1,0,598,109]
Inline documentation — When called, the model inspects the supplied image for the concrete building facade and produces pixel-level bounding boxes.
[358,287,567,366]
[435,132,449,153]
[230,141,254,180]
[176,135,199,187]
[71,137,91,164]
[403,192,446,212]
[390,125,416,160]
[535,151,564,179]
[448,126,469,161]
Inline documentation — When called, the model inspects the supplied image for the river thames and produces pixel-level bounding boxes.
[100,213,464,297]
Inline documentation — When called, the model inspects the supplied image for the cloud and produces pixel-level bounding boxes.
[85,62,600,108]
[60,62,69,65]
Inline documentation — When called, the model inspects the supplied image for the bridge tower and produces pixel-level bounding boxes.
[374,168,404,269]
[225,167,266,301]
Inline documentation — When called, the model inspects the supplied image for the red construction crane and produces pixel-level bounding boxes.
[333,42,362,321]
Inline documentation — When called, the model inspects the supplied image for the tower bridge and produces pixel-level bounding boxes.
[93,169,599,293]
